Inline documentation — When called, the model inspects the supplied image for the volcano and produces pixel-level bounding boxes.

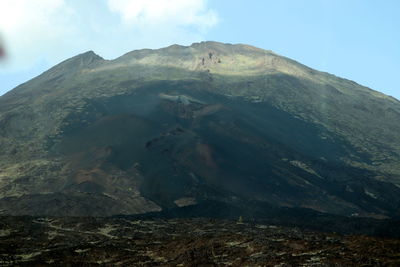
[0,41,399,218]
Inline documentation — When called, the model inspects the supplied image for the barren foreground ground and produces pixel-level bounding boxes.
[0,217,399,266]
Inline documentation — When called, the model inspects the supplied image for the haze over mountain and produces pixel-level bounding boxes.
[0,41,399,218]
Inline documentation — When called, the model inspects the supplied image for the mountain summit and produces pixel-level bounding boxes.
[0,41,399,217]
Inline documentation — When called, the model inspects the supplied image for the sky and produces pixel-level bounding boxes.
[0,0,399,99]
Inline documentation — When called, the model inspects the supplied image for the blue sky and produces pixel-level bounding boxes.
[1,0,399,99]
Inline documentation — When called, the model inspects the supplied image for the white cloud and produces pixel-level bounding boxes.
[0,0,218,75]
[107,0,217,30]
[0,0,74,71]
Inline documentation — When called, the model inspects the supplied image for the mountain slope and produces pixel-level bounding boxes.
[0,41,399,217]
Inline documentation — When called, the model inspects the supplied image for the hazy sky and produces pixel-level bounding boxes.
[0,0,399,99]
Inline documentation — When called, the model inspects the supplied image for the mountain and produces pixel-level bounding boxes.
[0,41,399,218]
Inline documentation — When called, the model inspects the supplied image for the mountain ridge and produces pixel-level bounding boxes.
[0,41,399,217]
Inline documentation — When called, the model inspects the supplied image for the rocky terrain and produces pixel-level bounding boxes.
[1,216,400,266]
[0,41,399,218]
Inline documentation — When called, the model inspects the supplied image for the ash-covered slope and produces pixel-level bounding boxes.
[0,41,399,217]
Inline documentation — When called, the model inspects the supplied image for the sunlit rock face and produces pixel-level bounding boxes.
[0,41,399,217]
